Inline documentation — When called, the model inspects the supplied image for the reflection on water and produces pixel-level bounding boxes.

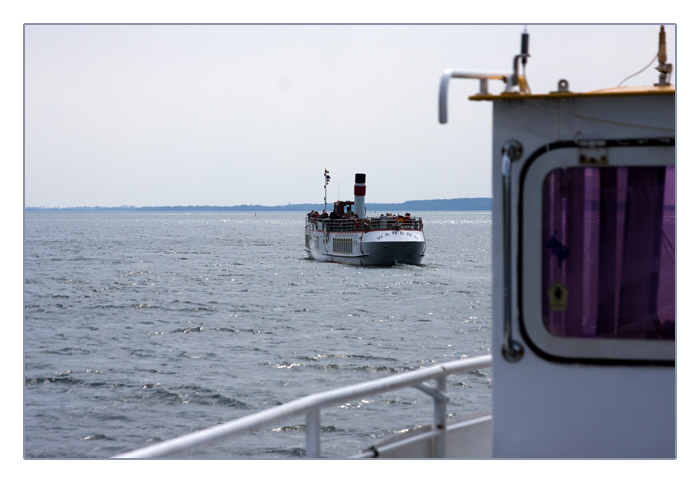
[24,211,492,458]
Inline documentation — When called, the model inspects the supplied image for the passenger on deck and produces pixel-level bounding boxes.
[320,210,329,219]
[329,210,338,220]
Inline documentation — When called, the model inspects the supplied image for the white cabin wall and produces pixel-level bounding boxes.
[488,95,676,458]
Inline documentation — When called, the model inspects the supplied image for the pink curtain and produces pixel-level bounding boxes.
[542,166,675,340]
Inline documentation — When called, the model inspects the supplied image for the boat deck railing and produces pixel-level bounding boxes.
[113,355,492,459]
[306,216,424,233]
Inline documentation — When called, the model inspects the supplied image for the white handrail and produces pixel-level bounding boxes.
[438,69,509,124]
[113,355,492,459]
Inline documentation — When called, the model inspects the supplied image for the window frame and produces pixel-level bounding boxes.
[517,139,675,363]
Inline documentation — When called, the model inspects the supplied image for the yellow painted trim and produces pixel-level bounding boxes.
[469,85,675,101]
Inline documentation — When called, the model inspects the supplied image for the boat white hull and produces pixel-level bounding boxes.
[305,225,426,266]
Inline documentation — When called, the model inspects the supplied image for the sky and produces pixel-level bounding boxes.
[23,23,676,208]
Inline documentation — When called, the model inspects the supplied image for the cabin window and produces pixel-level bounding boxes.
[541,166,675,341]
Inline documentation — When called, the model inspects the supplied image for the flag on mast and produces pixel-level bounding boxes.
[323,169,330,210]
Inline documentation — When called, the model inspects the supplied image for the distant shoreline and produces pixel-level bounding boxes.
[25,198,492,212]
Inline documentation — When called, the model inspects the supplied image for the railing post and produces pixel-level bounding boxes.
[305,407,321,458]
[434,374,447,458]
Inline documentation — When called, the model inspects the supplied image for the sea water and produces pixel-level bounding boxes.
[23,211,492,458]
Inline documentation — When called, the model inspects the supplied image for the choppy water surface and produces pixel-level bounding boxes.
[24,211,492,458]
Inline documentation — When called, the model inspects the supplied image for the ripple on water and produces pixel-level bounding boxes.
[23,211,493,458]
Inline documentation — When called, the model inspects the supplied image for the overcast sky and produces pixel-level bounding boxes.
[23,24,676,208]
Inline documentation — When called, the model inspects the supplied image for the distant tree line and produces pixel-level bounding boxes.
[25,198,492,212]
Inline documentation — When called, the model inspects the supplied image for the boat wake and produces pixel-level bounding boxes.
[308,245,331,263]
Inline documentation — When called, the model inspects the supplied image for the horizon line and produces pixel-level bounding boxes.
[25,197,493,211]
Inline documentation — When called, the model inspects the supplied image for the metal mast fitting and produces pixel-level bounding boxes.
[506,29,531,94]
[655,25,673,86]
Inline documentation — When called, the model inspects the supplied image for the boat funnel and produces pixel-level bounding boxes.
[354,173,366,219]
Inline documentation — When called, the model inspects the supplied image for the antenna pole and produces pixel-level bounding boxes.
[507,28,531,94]
[655,25,673,86]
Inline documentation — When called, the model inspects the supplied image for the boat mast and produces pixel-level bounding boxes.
[324,169,331,211]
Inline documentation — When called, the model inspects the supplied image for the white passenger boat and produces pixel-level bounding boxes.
[115,26,675,459]
[304,172,426,266]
